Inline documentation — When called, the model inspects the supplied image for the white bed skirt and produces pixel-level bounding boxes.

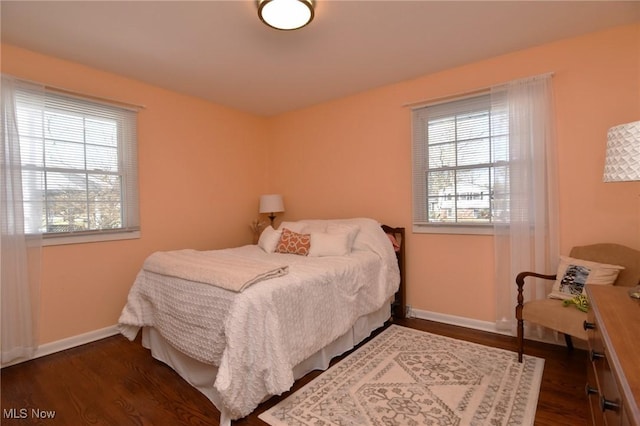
[141,302,391,425]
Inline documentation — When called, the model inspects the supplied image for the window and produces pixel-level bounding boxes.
[14,86,139,243]
[412,93,508,233]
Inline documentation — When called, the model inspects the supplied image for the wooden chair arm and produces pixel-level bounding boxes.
[515,271,557,291]
[515,271,556,326]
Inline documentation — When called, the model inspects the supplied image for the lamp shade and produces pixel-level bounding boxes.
[603,120,640,182]
[259,194,285,213]
[258,0,314,31]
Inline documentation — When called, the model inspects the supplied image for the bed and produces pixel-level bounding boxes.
[118,218,405,425]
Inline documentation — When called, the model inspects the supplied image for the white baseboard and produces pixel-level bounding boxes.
[3,307,584,369]
[409,307,512,336]
[2,325,120,368]
[408,307,585,349]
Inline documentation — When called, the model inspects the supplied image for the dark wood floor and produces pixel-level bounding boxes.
[1,317,589,425]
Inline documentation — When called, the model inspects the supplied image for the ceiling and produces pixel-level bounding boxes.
[2,1,639,117]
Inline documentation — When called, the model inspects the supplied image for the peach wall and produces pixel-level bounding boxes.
[1,44,269,344]
[2,23,639,346]
[270,24,640,323]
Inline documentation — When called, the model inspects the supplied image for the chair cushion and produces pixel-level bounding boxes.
[523,298,587,340]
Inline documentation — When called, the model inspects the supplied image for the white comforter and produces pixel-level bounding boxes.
[118,219,400,420]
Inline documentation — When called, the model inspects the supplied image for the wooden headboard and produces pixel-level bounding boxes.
[381,225,406,319]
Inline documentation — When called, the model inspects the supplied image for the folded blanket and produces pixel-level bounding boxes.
[143,249,288,292]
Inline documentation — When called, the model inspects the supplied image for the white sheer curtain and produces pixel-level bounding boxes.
[491,74,560,336]
[1,76,43,365]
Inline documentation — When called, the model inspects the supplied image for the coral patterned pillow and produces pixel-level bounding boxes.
[276,228,311,256]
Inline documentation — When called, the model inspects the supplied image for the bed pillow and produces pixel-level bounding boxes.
[276,228,311,256]
[278,221,308,234]
[335,218,385,253]
[257,226,282,253]
[293,218,395,263]
[299,218,380,252]
[297,221,328,234]
[326,223,360,250]
[308,231,351,257]
[548,256,625,300]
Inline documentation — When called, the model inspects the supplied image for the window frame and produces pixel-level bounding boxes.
[14,85,141,245]
[411,92,507,235]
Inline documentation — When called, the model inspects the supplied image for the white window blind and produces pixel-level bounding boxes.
[412,93,508,229]
[14,83,139,238]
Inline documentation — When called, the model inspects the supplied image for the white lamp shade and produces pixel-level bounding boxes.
[259,194,285,213]
[603,120,640,182]
[258,0,314,31]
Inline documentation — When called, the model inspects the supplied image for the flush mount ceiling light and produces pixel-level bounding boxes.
[258,0,314,31]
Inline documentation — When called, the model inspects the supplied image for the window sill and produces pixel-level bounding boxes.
[413,225,494,236]
[41,230,141,246]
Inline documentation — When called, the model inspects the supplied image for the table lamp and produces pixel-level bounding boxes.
[259,194,285,227]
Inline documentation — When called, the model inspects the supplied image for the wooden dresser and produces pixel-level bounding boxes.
[585,285,640,426]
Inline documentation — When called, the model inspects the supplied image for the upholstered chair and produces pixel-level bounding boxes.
[515,243,640,362]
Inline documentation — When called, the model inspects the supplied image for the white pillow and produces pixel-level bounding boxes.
[258,226,282,253]
[308,232,351,257]
[278,221,308,233]
[290,220,329,233]
[548,256,625,300]
[284,218,393,259]
[326,223,360,251]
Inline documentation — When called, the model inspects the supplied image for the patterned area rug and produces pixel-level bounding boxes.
[259,325,544,426]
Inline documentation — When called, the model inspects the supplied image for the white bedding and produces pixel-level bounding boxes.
[142,304,391,426]
[143,248,289,292]
[118,218,400,420]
